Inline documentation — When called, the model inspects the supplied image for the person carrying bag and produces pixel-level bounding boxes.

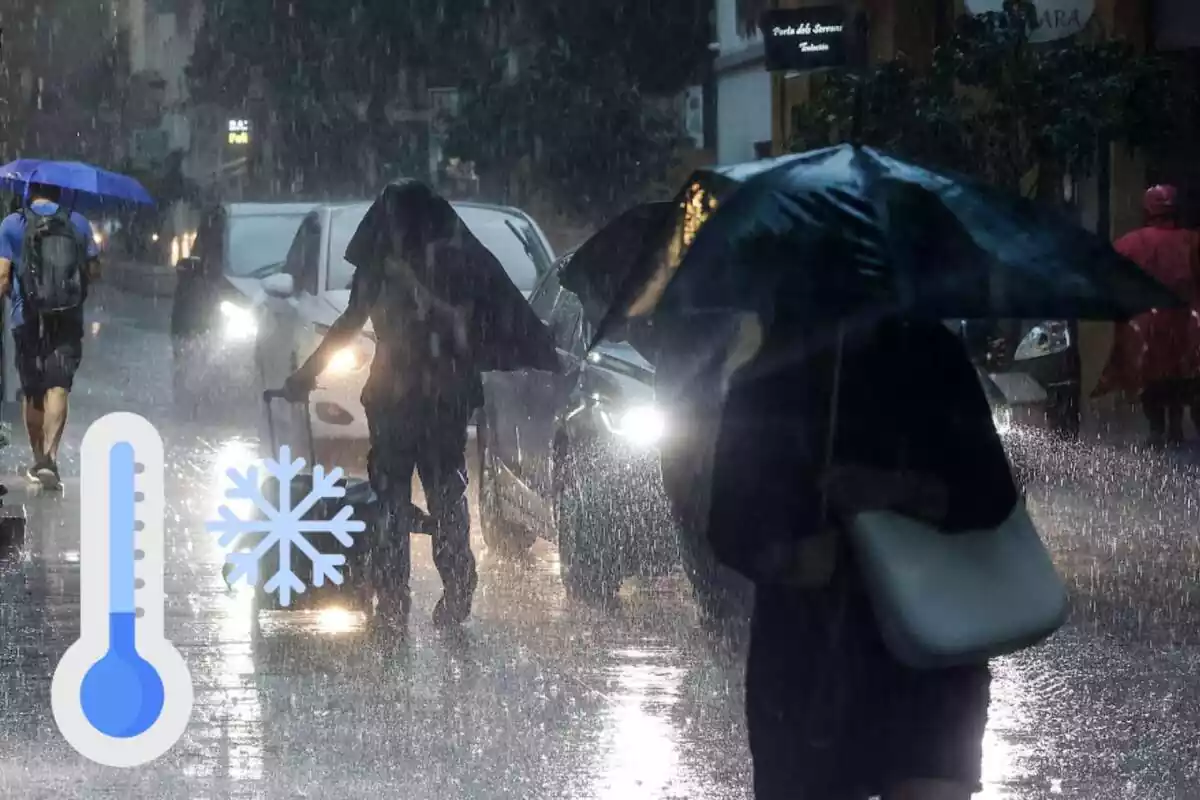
[709,311,1066,800]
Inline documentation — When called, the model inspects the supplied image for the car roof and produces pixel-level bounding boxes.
[316,199,532,218]
[223,202,319,217]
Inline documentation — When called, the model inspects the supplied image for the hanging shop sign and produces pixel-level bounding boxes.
[760,6,848,73]
[964,0,1094,43]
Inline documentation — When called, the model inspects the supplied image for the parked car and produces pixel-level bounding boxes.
[956,318,1081,437]
[171,202,317,410]
[253,200,555,448]
[479,252,1021,616]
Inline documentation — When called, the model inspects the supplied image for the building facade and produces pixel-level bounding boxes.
[713,0,774,164]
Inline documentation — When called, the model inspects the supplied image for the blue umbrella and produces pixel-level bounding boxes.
[0,159,153,209]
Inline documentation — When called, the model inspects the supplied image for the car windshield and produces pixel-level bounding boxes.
[326,206,370,292]
[326,204,553,293]
[225,213,310,277]
[456,206,553,292]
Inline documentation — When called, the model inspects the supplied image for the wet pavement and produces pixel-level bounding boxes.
[0,284,1199,798]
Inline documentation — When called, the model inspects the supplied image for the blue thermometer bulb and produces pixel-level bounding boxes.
[51,412,194,768]
[78,443,164,738]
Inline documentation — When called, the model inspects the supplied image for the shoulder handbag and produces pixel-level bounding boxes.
[826,324,1069,670]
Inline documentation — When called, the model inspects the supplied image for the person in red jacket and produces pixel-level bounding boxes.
[1098,185,1200,445]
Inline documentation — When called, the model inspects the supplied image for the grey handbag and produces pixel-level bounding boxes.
[825,326,1068,669]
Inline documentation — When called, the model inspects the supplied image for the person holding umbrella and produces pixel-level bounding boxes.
[281,180,556,628]
[0,182,99,489]
[590,145,1179,799]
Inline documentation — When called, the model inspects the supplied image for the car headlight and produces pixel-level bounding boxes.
[322,343,370,375]
[219,300,258,341]
[1014,321,1070,361]
[599,403,667,446]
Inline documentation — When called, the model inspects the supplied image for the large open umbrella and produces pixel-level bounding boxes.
[560,201,673,327]
[594,144,1182,345]
[0,159,153,210]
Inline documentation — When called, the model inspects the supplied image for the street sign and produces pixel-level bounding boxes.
[965,0,1094,43]
[761,6,849,73]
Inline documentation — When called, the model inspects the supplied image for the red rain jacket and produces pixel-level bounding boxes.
[1095,222,1200,394]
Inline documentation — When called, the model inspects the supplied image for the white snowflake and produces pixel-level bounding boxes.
[208,446,366,607]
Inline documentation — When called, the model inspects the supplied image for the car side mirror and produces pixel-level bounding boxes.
[261,273,295,298]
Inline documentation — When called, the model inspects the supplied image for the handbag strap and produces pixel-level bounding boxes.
[818,322,846,527]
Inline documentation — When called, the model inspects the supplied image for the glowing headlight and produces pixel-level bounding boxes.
[601,403,667,446]
[1014,321,1070,361]
[322,345,367,375]
[219,300,258,341]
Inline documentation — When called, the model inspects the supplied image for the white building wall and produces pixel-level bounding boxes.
[714,0,771,165]
[716,69,771,165]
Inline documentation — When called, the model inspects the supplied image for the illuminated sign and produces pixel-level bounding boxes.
[227,119,250,145]
[761,6,848,73]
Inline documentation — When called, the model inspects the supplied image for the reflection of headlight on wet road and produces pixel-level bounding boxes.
[601,403,667,446]
[314,606,363,635]
[992,406,1014,436]
[220,300,258,341]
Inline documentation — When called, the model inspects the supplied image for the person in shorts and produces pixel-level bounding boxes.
[0,183,98,489]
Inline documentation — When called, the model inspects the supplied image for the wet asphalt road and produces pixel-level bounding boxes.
[0,284,1199,799]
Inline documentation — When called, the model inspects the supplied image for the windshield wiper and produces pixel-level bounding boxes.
[247,260,286,278]
[505,219,542,271]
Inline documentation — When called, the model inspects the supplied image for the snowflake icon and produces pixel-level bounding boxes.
[208,446,366,607]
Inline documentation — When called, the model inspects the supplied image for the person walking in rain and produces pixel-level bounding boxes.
[0,183,98,489]
[706,308,1018,800]
[1097,185,1200,446]
[282,181,555,628]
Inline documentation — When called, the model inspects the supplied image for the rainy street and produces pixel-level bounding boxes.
[0,284,1193,799]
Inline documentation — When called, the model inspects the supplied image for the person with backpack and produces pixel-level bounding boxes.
[0,183,98,489]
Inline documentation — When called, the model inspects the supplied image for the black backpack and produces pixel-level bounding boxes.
[20,207,87,315]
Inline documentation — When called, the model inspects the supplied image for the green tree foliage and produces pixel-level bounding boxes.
[792,1,1184,199]
[446,0,708,221]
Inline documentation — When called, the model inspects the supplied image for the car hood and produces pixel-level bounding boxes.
[318,288,533,338]
[224,275,263,301]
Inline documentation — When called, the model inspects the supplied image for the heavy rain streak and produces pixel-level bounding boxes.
[0,0,1198,798]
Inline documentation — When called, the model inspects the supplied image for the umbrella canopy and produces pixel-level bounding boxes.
[345,181,558,374]
[560,201,673,327]
[596,145,1182,344]
[0,160,153,209]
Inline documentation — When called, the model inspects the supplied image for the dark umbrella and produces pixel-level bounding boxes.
[560,201,673,327]
[345,181,558,373]
[595,145,1182,344]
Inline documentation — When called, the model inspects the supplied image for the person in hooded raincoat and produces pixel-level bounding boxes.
[282,181,556,628]
[1095,185,1200,445]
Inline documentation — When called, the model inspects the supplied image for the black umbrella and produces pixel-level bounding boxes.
[560,201,673,327]
[345,181,558,373]
[595,145,1183,344]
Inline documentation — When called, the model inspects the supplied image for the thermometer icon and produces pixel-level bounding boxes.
[51,412,194,767]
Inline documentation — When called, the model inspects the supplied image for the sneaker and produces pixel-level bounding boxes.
[24,465,42,486]
[36,462,61,490]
